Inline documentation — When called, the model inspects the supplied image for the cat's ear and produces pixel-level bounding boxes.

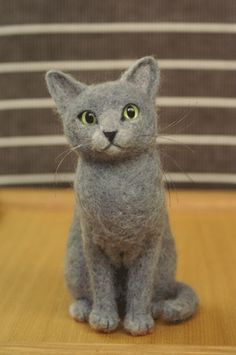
[45,70,86,115]
[121,56,160,97]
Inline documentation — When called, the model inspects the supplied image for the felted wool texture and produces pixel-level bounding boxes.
[46,57,199,336]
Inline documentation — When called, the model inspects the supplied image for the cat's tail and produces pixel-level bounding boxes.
[161,282,199,322]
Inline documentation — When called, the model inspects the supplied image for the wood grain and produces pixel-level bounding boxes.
[0,188,235,354]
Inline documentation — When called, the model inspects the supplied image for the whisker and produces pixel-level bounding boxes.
[170,111,196,136]
[156,156,177,207]
[134,133,157,138]
[134,132,195,155]
[160,149,194,184]
[54,144,82,185]
[55,147,71,162]
[158,107,194,135]
[166,177,179,207]
[163,170,173,207]
[177,118,195,134]
[157,135,195,154]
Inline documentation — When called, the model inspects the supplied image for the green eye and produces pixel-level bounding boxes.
[122,104,139,121]
[78,111,97,126]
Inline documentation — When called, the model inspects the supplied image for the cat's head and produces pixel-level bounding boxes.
[46,57,160,161]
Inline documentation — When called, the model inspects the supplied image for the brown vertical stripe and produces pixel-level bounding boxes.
[1,108,236,137]
[1,0,236,24]
[0,109,62,137]
[1,145,236,175]
[158,107,236,136]
[1,70,236,99]
[1,33,236,62]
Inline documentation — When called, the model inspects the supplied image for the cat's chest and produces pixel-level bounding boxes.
[75,155,162,236]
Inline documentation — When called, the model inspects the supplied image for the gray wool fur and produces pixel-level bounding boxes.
[46,57,199,336]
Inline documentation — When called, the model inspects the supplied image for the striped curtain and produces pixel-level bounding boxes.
[1,0,236,187]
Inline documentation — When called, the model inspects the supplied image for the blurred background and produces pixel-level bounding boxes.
[0,0,236,188]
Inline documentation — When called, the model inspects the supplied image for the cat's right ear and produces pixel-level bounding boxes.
[120,57,160,98]
[45,70,86,116]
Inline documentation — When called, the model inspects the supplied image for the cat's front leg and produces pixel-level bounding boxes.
[84,237,119,333]
[124,237,161,336]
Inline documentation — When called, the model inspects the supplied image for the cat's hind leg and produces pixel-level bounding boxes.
[152,282,198,322]
[65,212,92,322]
[152,220,198,322]
[160,281,199,322]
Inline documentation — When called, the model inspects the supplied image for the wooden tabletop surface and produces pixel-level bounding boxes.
[0,188,235,354]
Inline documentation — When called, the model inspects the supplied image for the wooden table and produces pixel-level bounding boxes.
[0,189,235,354]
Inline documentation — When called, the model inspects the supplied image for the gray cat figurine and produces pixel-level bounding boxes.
[46,57,198,336]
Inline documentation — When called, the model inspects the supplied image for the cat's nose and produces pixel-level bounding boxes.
[103,130,117,142]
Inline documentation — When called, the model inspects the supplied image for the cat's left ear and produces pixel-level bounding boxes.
[120,56,160,97]
[45,70,86,116]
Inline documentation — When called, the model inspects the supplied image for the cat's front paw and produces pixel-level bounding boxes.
[69,299,91,322]
[89,308,119,333]
[124,313,155,336]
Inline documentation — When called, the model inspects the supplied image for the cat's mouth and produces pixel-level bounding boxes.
[103,143,123,151]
